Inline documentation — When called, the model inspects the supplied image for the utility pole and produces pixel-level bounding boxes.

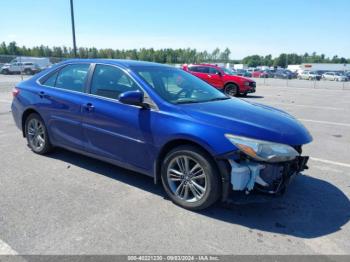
[70,0,77,57]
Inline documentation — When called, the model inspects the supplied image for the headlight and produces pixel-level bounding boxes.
[225,134,299,163]
[244,81,250,86]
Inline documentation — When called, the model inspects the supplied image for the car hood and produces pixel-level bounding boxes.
[180,98,312,146]
[226,75,253,82]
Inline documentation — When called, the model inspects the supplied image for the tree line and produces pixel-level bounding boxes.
[0,41,349,67]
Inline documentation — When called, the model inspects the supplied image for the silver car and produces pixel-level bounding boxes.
[298,71,321,80]
[322,72,347,81]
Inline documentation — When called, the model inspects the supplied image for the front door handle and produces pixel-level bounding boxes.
[83,103,95,112]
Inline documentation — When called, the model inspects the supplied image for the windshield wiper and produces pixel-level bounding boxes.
[175,100,203,104]
[175,97,230,104]
[205,97,231,102]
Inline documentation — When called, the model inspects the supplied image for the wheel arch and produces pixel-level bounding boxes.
[154,138,218,184]
[224,81,239,89]
[21,108,40,137]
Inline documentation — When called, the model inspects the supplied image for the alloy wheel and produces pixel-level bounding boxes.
[225,85,237,96]
[166,155,207,202]
[27,118,46,152]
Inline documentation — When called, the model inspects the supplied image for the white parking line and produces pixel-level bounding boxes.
[299,119,350,128]
[0,238,17,255]
[310,157,350,168]
[0,99,11,104]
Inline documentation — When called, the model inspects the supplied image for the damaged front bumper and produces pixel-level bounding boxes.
[217,155,309,201]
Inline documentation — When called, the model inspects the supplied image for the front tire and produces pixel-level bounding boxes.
[161,145,221,210]
[2,69,9,75]
[224,83,238,97]
[25,113,52,154]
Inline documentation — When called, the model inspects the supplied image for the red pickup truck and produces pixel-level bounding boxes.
[183,64,256,96]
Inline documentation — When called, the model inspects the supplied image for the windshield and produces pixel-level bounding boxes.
[131,66,229,104]
[221,67,237,75]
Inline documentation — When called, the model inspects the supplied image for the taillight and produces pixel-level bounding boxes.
[12,87,20,98]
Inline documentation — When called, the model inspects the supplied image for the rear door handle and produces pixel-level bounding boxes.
[83,102,95,112]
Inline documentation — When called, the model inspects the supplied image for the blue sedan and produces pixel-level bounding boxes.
[11,59,312,210]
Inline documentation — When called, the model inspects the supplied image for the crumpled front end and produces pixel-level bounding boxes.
[217,146,309,200]
[228,154,309,194]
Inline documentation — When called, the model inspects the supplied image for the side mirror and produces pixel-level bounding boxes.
[216,71,222,76]
[119,91,148,108]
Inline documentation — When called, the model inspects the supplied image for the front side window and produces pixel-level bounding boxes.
[55,64,90,92]
[221,67,236,75]
[90,64,140,100]
[209,67,220,74]
[132,66,229,104]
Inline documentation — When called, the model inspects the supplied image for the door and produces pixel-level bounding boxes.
[82,64,152,170]
[38,63,90,150]
[11,63,21,73]
[208,67,224,88]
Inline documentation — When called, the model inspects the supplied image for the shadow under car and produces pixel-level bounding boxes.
[45,148,350,239]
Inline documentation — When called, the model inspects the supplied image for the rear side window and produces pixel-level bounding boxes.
[55,64,90,92]
[90,64,140,100]
[188,66,209,73]
[197,66,209,73]
[43,71,59,87]
[188,66,199,72]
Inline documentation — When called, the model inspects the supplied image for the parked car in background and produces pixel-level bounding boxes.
[0,62,41,75]
[11,59,312,210]
[345,71,350,80]
[252,70,269,78]
[259,69,276,78]
[236,69,252,77]
[9,57,51,70]
[274,69,296,79]
[322,72,347,81]
[183,64,256,96]
[298,71,321,80]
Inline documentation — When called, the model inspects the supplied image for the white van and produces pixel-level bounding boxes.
[10,57,51,70]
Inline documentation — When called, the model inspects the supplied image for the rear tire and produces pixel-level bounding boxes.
[224,83,238,97]
[161,145,221,210]
[25,113,52,155]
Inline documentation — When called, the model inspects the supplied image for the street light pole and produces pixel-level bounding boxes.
[70,0,77,57]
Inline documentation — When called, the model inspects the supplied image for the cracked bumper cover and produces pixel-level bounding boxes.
[217,155,309,201]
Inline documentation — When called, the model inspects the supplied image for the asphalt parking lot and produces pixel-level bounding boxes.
[0,75,349,255]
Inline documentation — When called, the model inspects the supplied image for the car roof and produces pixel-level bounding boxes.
[188,63,218,68]
[59,59,169,68]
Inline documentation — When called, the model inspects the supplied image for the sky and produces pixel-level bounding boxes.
[0,0,349,59]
